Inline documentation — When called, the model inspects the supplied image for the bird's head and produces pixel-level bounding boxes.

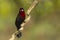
[19,8,24,12]
[19,8,25,17]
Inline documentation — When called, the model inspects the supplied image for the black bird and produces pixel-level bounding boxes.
[15,8,25,38]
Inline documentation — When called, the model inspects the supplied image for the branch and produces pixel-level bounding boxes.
[26,0,38,15]
[9,0,39,40]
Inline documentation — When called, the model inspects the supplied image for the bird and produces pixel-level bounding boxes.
[15,8,25,38]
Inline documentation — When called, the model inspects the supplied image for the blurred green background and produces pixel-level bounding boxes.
[0,0,60,40]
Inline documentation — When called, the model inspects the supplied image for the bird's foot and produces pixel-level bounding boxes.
[24,21,25,23]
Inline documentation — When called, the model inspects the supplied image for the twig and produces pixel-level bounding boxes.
[9,0,38,40]
[26,0,38,15]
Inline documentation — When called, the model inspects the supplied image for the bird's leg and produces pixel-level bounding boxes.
[26,14,29,16]
[23,21,26,23]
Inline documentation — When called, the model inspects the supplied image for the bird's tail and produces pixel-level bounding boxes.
[17,25,21,31]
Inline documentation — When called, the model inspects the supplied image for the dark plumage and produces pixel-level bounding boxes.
[15,8,25,30]
[15,8,25,38]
